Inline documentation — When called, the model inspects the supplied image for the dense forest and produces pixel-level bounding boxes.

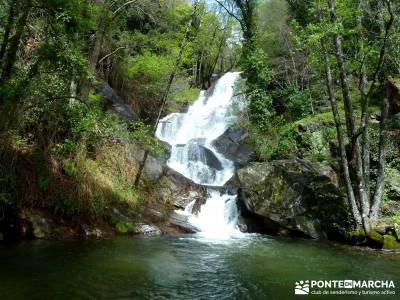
[0,0,400,248]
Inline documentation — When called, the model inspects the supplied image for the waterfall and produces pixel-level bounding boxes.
[156,72,242,238]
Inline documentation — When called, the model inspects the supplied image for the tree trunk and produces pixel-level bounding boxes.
[328,0,370,233]
[80,0,106,102]
[0,0,17,69]
[370,95,389,222]
[0,0,32,85]
[320,36,362,225]
[357,0,371,199]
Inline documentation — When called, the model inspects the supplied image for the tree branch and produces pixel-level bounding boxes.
[112,0,137,17]
[98,46,126,64]
[366,0,394,98]
[214,0,242,25]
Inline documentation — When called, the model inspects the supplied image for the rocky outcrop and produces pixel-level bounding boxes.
[212,126,256,167]
[133,223,162,236]
[17,209,82,240]
[168,212,199,233]
[154,167,208,210]
[236,158,347,239]
[127,144,165,181]
[95,82,139,120]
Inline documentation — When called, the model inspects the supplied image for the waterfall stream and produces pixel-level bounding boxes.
[156,72,242,238]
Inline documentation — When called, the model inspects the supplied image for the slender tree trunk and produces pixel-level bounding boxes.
[357,0,371,199]
[328,0,370,233]
[0,0,32,85]
[368,0,394,223]
[370,94,389,222]
[327,0,356,141]
[320,36,362,225]
[80,0,106,102]
[0,0,17,69]
[207,28,228,81]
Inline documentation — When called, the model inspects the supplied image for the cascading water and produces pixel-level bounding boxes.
[156,72,243,238]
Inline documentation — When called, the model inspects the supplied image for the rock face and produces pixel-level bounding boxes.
[95,82,139,120]
[127,144,165,181]
[212,126,256,167]
[17,209,78,240]
[154,167,208,210]
[168,212,199,233]
[237,158,347,239]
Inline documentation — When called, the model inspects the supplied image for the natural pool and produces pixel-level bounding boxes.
[0,235,399,299]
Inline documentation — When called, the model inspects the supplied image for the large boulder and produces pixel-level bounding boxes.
[237,158,347,239]
[127,144,165,181]
[133,223,162,236]
[212,126,256,167]
[168,212,199,233]
[154,167,208,210]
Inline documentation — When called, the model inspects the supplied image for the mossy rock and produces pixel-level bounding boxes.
[348,227,367,243]
[115,222,134,234]
[374,226,386,235]
[383,235,400,250]
[368,229,384,245]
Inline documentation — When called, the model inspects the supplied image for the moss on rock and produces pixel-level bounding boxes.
[368,230,384,245]
[115,222,134,234]
[383,235,400,250]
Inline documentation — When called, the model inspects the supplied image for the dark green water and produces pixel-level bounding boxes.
[0,235,399,300]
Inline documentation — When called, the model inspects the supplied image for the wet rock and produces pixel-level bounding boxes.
[31,216,52,239]
[81,224,103,238]
[133,223,162,236]
[176,141,223,171]
[173,191,202,210]
[191,195,207,215]
[154,167,208,210]
[237,158,347,239]
[212,126,256,167]
[294,216,323,239]
[168,212,199,233]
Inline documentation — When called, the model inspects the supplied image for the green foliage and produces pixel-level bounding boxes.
[170,87,200,104]
[242,47,273,129]
[125,51,174,85]
[391,113,400,129]
[129,121,163,156]
[115,222,134,234]
[285,88,313,120]
[37,174,51,191]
